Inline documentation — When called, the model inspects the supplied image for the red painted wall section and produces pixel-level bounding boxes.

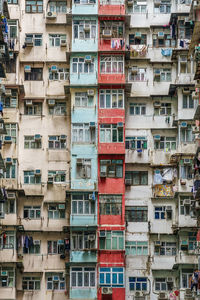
[99,195,125,226]
[98,288,125,300]
[99,250,125,264]
[98,4,125,16]
[98,74,126,85]
[99,109,125,119]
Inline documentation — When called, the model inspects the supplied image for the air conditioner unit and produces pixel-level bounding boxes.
[47,176,54,184]
[183,158,191,164]
[25,100,33,106]
[135,32,141,39]
[34,169,41,176]
[131,67,138,74]
[127,0,133,6]
[89,122,95,128]
[180,122,187,128]
[48,99,56,106]
[135,291,143,297]
[5,89,12,96]
[5,157,12,164]
[192,91,199,100]
[24,65,31,73]
[1,271,8,276]
[85,55,92,63]
[166,206,172,211]
[183,88,190,95]
[58,204,65,210]
[102,29,112,38]
[158,32,164,39]
[33,240,40,245]
[7,192,15,200]
[53,276,59,281]
[60,39,67,47]
[47,11,57,18]
[4,136,12,143]
[100,231,106,238]
[84,24,90,31]
[154,101,161,107]
[25,37,33,46]
[155,241,161,246]
[88,234,95,241]
[60,135,66,140]
[34,134,41,141]
[125,178,132,185]
[184,199,191,205]
[102,287,112,294]
[77,158,83,165]
[100,171,106,177]
[154,135,161,140]
[88,89,94,96]
[51,65,58,73]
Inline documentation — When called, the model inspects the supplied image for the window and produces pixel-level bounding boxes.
[71,267,95,288]
[5,159,17,179]
[26,0,43,12]
[73,20,96,39]
[48,136,66,149]
[71,232,96,250]
[155,278,173,291]
[182,272,193,288]
[24,171,41,184]
[48,1,67,12]
[76,159,91,179]
[180,197,194,216]
[179,56,192,74]
[154,68,171,82]
[99,194,122,215]
[99,267,124,287]
[100,160,123,178]
[2,89,18,108]
[99,89,124,109]
[8,0,18,3]
[48,171,66,183]
[153,33,175,47]
[180,125,194,143]
[154,206,172,220]
[49,67,69,80]
[1,197,16,216]
[24,68,43,81]
[47,274,65,290]
[154,103,172,115]
[129,103,146,115]
[180,165,193,179]
[75,92,93,107]
[24,136,42,149]
[24,206,41,219]
[24,102,42,115]
[71,194,95,215]
[129,34,147,45]
[23,240,40,254]
[125,171,148,185]
[100,21,124,38]
[179,20,192,40]
[22,277,40,290]
[99,231,124,250]
[180,232,196,251]
[25,34,42,46]
[154,136,176,150]
[48,101,66,115]
[47,240,65,254]
[129,277,147,291]
[49,34,66,47]
[125,137,147,150]
[182,95,194,109]
[6,56,17,73]
[72,57,95,74]
[48,204,65,219]
[0,231,15,249]
[74,0,96,3]
[100,56,124,74]
[129,68,146,81]
[72,124,95,143]
[100,124,123,143]
[126,206,148,222]
[5,123,17,143]
[0,267,14,287]
[8,20,18,38]
[133,2,147,13]
[154,0,171,13]
[126,241,148,255]
[154,242,176,256]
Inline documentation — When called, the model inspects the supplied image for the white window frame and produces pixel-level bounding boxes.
[129,103,146,115]
[48,101,66,115]
[0,267,15,287]
[154,136,176,150]
[71,232,96,250]
[154,242,176,256]
[5,159,17,179]
[5,123,17,143]
[0,231,15,249]
[71,267,96,288]
[47,240,65,255]
[129,68,146,81]
[154,0,171,14]
[24,171,41,184]
[182,94,194,109]
[71,194,95,215]
[24,136,41,149]
[73,20,96,40]
[100,124,123,143]
[22,277,41,290]
[99,89,124,109]
[47,274,65,290]
[25,34,42,46]
[72,123,95,143]
[49,34,66,47]
[154,103,172,115]
[48,135,66,149]
[100,56,124,74]
[49,67,69,81]
[24,102,42,115]
[72,57,95,74]
[125,241,148,255]
[76,159,91,179]
[23,206,41,219]
[48,204,65,219]
[48,1,67,13]
[75,92,92,107]
[48,171,66,183]
[3,89,18,108]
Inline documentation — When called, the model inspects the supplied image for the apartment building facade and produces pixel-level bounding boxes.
[0,0,199,300]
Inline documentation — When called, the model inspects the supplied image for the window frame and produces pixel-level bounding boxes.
[100,124,123,143]
[100,159,123,178]
[99,267,124,287]
[72,57,95,74]
[48,135,66,149]
[24,171,41,184]
[129,277,147,291]
[23,206,41,219]
[125,206,148,222]
[125,241,148,256]
[22,277,41,290]
[100,56,124,74]
[99,89,124,109]
[71,267,96,288]
[24,136,42,149]
[99,194,122,216]
[24,68,43,81]
[47,274,65,290]
[73,20,97,40]
[71,194,95,215]
[5,159,17,179]
[25,0,43,13]
[125,171,148,186]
